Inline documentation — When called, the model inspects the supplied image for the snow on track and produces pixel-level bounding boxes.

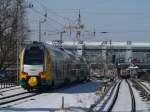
[0,80,102,112]
[141,81,150,93]
[111,80,132,112]
[130,81,149,112]
[98,80,120,112]
[0,86,21,93]
[0,86,26,98]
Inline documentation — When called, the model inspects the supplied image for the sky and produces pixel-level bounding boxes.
[26,0,150,42]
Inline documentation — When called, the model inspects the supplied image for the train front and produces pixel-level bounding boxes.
[20,42,47,90]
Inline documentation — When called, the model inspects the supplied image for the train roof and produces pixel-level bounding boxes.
[25,41,86,62]
[25,41,45,48]
[27,41,77,61]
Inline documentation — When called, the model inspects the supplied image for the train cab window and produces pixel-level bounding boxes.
[24,47,44,65]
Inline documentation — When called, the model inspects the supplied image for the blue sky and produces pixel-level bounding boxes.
[27,0,150,42]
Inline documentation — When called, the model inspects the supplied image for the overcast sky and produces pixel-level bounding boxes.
[27,0,150,42]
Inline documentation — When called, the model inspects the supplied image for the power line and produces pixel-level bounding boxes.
[29,1,65,27]
[82,11,150,15]
[34,0,74,24]
[28,29,59,33]
[45,22,60,32]
[80,0,112,10]
[29,8,64,34]
[34,0,46,10]
[95,30,150,34]
[31,7,65,27]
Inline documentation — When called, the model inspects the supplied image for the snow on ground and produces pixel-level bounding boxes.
[130,81,150,112]
[0,87,26,98]
[0,80,102,112]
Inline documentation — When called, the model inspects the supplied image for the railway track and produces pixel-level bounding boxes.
[132,79,150,100]
[100,79,136,112]
[0,90,40,107]
[106,80,122,112]
[137,80,150,93]
[126,80,136,112]
[0,80,90,107]
[88,80,122,112]
[0,86,22,94]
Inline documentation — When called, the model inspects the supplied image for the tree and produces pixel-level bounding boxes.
[0,0,28,73]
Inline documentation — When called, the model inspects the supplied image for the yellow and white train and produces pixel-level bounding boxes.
[19,42,89,90]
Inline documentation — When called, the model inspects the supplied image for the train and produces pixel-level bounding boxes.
[120,68,130,79]
[19,41,89,90]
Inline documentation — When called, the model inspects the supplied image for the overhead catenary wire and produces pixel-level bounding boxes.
[96,30,150,33]
[33,1,82,40]
[30,2,65,28]
[82,11,150,16]
[28,18,60,32]
[31,7,64,27]
[34,0,75,24]
[80,0,113,10]
[30,8,79,40]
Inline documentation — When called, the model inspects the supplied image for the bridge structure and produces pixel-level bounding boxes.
[46,41,150,70]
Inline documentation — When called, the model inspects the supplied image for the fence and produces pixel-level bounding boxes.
[0,78,17,89]
[0,70,17,89]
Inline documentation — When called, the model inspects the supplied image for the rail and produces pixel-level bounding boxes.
[132,79,150,100]
[138,80,150,93]
[0,91,39,106]
[88,80,117,112]
[106,80,122,112]
[126,79,136,112]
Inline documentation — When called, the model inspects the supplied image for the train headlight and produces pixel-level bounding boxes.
[28,77,38,87]
[20,72,28,80]
[40,72,46,79]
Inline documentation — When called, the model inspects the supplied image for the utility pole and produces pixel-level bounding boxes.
[76,9,81,42]
[101,41,108,76]
[39,10,47,42]
[16,0,21,85]
[126,41,132,63]
[60,30,65,46]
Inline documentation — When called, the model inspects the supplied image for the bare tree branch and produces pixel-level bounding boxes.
[0,0,28,72]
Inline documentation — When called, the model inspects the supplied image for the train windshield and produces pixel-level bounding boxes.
[24,47,44,65]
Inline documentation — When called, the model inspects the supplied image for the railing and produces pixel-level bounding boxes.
[0,77,17,89]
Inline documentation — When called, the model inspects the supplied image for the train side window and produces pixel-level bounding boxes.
[54,50,64,60]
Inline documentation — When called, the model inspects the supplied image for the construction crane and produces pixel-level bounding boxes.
[64,9,84,43]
